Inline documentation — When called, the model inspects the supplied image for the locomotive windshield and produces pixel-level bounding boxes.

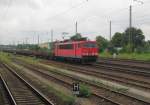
[84,42,97,48]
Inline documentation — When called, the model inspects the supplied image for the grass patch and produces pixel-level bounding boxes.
[100,52,150,61]
[47,85,75,105]
[117,53,150,61]
[100,52,112,58]
[16,56,41,65]
[0,52,12,63]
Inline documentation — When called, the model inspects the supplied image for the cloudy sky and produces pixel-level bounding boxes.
[0,0,150,45]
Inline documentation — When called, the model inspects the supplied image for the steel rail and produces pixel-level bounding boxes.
[2,63,55,105]
[95,62,150,77]
[0,75,17,105]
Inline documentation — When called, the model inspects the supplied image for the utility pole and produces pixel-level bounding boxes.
[75,21,78,35]
[51,29,53,43]
[51,29,53,50]
[129,5,132,29]
[25,37,28,49]
[109,21,112,41]
[38,34,39,45]
[25,38,28,45]
[22,39,24,49]
[17,41,19,45]
[32,36,34,44]
[129,0,143,52]
[129,5,132,52]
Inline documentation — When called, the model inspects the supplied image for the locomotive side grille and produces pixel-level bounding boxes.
[82,48,98,56]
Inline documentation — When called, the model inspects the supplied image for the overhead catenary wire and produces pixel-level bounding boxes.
[46,0,88,21]
[65,0,150,38]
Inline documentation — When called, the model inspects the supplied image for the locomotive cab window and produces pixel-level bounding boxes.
[59,44,73,49]
[84,43,97,48]
[66,44,73,49]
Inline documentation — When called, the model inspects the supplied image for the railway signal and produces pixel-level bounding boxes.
[72,82,80,95]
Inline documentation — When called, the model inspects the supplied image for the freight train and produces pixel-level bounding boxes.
[4,40,98,63]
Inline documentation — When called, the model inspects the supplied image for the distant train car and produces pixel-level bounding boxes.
[54,40,98,63]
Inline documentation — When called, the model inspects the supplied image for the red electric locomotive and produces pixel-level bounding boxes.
[53,40,98,63]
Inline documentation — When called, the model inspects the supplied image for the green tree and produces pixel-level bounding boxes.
[122,27,145,52]
[144,40,150,52]
[96,36,108,52]
[70,33,87,41]
[111,32,123,47]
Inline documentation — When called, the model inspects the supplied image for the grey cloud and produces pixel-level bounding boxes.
[0,0,40,9]
[0,0,150,44]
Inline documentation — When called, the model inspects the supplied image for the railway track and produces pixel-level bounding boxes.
[96,61,150,77]
[0,75,12,105]
[98,58,150,69]
[14,59,150,105]
[0,62,54,105]
[90,64,150,90]
[98,58,150,64]
[41,60,150,91]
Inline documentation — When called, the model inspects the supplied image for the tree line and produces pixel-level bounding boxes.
[96,27,150,53]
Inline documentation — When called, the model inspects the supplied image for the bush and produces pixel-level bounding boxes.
[79,83,91,97]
